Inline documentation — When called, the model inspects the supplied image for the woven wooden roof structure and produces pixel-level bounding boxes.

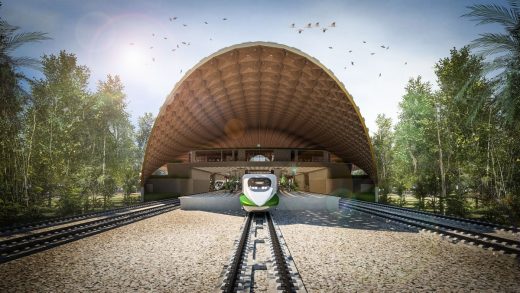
[141,42,377,184]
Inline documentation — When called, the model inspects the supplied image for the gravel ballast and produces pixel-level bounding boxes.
[272,208,520,292]
[0,209,245,292]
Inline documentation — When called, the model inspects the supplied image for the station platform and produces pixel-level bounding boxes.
[179,190,339,211]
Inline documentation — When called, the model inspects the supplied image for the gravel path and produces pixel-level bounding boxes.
[0,209,245,292]
[272,208,520,292]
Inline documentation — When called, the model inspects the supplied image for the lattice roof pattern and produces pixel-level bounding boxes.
[141,42,377,183]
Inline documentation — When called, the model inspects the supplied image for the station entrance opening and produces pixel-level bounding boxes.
[141,42,377,198]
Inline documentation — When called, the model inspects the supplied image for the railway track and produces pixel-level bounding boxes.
[339,199,520,257]
[219,212,306,293]
[0,199,179,237]
[0,199,180,263]
[347,198,519,234]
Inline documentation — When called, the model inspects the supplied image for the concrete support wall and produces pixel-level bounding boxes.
[308,169,327,194]
[305,164,353,195]
[295,174,305,191]
[192,168,211,194]
[166,163,192,178]
[351,175,375,193]
[326,178,353,196]
[146,178,191,194]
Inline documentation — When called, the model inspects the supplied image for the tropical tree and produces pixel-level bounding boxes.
[0,6,49,211]
[464,2,520,223]
[464,1,520,124]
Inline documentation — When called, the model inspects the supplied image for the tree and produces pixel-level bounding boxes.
[464,1,520,223]
[94,75,136,207]
[372,114,393,201]
[434,47,492,216]
[464,1,520,124]
[29,51,92,211]
[393,77,438,209]
[0,7,49,210]
[136,112,155,162]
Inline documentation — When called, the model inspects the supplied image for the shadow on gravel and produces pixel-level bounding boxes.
[270,209,419,233]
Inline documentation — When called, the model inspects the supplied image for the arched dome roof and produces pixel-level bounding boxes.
[141,42,377,183]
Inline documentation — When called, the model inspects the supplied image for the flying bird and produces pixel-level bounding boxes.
[404,62,407,65]
[150,46,154,49]
[322,28,327,33]
[348,50,352,53]
[152,33,155,37]
[164,37,167,40]
[129,42,134,45]
[183,24,187,27]
[315,22,320,27]
[330,21,336,27]
[180,69,183,73]
[204,21,208,24]
[298,29,304,34]
[328,46,333,49]
[172,49,176,52]
[170,16,178,21]
[380,45,386,48]
[152,57,155,62]
[210,38,213,41]
[182,41,187,45]
[386,46,390,50]
[290,23,295,28]
[363,40,366,43]
[379,73,381,77]
[223,18,227,20]
[306,23,312,28]
[371,52,375,55]
[351,61,354,66]
[177,44,180,48]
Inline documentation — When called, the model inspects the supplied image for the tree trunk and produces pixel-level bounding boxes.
[102,134,106,177]
[23,110,37,205]
[409,150,417,175]
[436,105,447,215]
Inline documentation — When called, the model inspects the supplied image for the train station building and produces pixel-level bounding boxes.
[140,42,377,197]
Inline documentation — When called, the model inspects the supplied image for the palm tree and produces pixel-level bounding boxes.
[464,1,520,123]
[0,6,49,204]
[0,18,50,77]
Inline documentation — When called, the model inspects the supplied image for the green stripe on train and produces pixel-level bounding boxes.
[240,193,279,206]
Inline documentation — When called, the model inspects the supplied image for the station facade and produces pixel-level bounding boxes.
[141,42,377,197]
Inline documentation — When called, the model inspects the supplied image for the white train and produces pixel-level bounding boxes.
[239,173,279,212]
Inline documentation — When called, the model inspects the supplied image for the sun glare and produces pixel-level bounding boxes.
[120,46,147,73]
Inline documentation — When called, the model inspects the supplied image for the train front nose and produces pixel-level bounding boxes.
[246,177,273,206]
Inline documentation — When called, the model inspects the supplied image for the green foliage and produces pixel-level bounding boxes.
[376,45,520,224]
[372,114,393,196]
[1,45,143,222]
[464,1,520,125]
[136,112,155,159]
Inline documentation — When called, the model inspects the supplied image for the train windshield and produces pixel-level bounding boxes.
[247,178,271,189]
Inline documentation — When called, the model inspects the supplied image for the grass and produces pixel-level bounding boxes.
[330,189,376,202]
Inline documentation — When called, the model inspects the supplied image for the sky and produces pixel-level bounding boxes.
[2,0,507,134]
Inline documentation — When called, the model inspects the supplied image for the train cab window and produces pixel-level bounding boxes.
[248,178,271,190]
